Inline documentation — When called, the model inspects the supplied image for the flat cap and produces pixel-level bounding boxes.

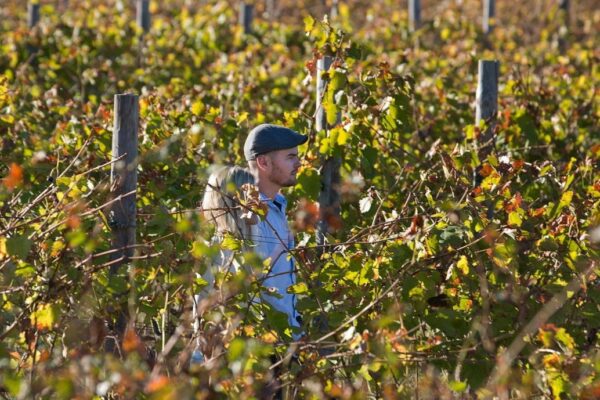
[244,124,308,161]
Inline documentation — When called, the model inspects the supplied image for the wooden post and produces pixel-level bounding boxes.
[266,0,276,21]
[137,0,150,33]
[28,2,40,29]
[482,0,495,34]
[110,94,139,274]
[239,3,253,34]
[58,0,69,12]
[316,57,341,248]
[315,57,333,136]
[475,60,499,159]
[331,0,339,19]
[408,0,420,31]
[559,0,570,27]
[558,0,570,52]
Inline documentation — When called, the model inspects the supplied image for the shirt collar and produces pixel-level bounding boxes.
[259,192,287,211]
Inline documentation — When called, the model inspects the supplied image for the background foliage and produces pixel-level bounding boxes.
[0,0,599,398]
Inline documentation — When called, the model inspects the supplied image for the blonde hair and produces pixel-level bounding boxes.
[202,165,255,240]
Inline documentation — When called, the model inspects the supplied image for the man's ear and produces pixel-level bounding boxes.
[255,154,270,170]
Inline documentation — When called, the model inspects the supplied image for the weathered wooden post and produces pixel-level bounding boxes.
[313,56,340,339]
[57,0,69,12]
[136,0,150,33]
[239,3,253,34]
[331,0,339,19]
[557,0,570,52]
[266,0,276,21]
[482,0,495,34]
[110,94,139,274]
[476,60,499,160]
[27,2,41,65]
[104,94,138,354]
[136,0,150,67]
[558,0,570,28]
[408,0,420,31]
[28,2,40,29]
[316,57,341,248]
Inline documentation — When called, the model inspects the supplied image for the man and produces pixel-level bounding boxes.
[244,123,307,340]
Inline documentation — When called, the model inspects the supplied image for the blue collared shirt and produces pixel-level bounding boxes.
[250,192,302,339]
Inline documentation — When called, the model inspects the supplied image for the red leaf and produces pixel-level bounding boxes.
[479,163,494,177]
[409,215,424,234]
[512,159,525,171]
[123,328,142,353]
[3,163,23,190]
[530,207,546,217]
[305,59,316,75]
[145,375,169,393]
[505,192,523,212]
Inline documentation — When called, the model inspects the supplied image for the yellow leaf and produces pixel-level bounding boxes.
[191,100,204,116]
[0,236,6,259]
[558,191,573,208]
[457,256,469,275]
[1,115,14,124]
[261,331,278,344]
[51,240,65,257]
[440,28,451,40]
[508,211,522,227]
[337,127,350,146]
[139,98,149,115]
[31,304,60,330]
[243,325,255,336]
[237,111,248,124]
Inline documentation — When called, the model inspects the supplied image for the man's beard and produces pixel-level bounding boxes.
[273,173,297,188]
[278,177,297,187]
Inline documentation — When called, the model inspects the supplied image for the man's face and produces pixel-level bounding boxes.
[259,147,301,188]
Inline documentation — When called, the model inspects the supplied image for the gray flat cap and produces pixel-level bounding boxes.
[244,124,308,160]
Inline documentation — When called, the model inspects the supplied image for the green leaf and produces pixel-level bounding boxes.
[515,108,537,141]
[108,275,128,294]
[2,373,21,396]
[295,167,321,200]
[228,338,245,361]
[325,94,339,126]
[221,233,242,251]
[6,235,32,260]
[66,230,87,247]
[549,372,567,399]
[449,380,467,392]
[330,71,346,92]
[555,328,575,351]
[191,240,209,259]
[346,43,363,60]
[263,306,290,333]
[15,262,35,278]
